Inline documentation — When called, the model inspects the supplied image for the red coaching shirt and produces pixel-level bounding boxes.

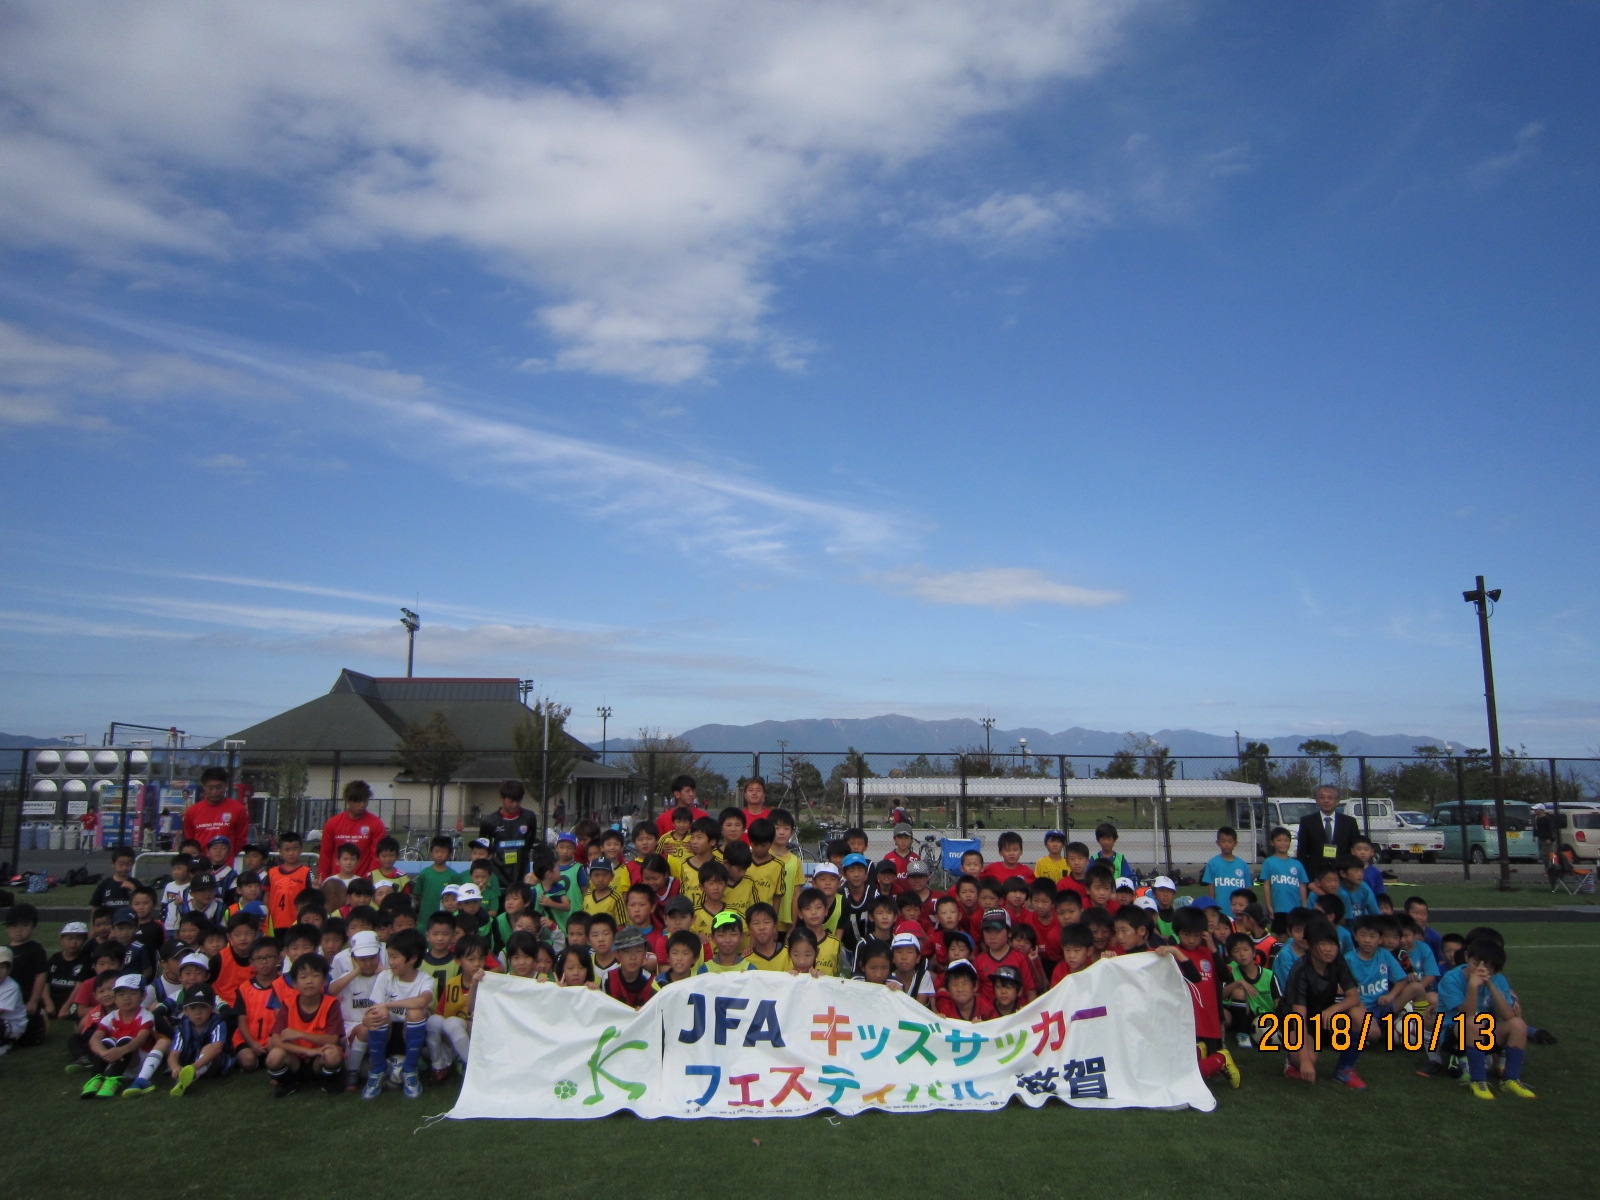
[317,809,388,878]
[182,796,250,857]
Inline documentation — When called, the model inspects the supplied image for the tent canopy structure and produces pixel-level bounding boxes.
[848,778,1262,800]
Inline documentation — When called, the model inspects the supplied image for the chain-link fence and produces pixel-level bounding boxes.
[4,744,1597,879]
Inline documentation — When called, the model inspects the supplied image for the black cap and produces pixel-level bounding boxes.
[663,896,694,916]
[182,983,216,1008]
[979,907,1010,930]
[112,906,138,925]
[189,872,217,890]
[991,964,1023,988]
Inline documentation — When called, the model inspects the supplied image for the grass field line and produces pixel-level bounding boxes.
[1505,944,1600,950]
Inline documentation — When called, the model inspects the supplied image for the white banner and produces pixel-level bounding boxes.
[449,954,1217,1120]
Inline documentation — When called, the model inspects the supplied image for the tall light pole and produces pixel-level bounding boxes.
[979,716,995,759]
[399,608,420,677]
[1463,576,1512,889]
[596,706,612,764]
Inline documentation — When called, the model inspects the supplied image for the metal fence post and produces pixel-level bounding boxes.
[1157,767,1174,878]
[958,755,968,838]
[10,748,30,878]
[118,747,132,850]
[1455,757,1470,881]
[330,750,342,809]
[647,751,657,828]
[1358,757,1371,842]
[1549,758,1562,860]
[855,756,866,829]
[1057,755,1067,831]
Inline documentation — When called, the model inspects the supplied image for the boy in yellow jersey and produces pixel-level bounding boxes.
[768,809,806,930]
[697,911,754,974]
[582,859,628,924]
[429,933,484,1080]
[745,903,790,971]
[672,818,721,909]
[743,818,786,911]
[795,887,843,977]
[810,862,845,932]
[721,841,757,917]
[690,862,733,947]
[1035,830,1070,882]
[656,807,695,861]
[370,837,411,897]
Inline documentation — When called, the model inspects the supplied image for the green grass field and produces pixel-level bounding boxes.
[2,920,1592,1199]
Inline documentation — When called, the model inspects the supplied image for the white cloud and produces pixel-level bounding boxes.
[874,566,1123,608]
[920,189,1107,247]
[0,0,1137,382]
[1469,121,1544,185]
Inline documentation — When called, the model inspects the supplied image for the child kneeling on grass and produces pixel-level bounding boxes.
[1278,917,1364,1088]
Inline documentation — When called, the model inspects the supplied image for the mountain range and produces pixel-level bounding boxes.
[633,716,1467,760]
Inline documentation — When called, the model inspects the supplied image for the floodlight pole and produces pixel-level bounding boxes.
[980,717,995,759]
[1463,576,1512,890]
[596,706,612,764]
[400,608,420,677]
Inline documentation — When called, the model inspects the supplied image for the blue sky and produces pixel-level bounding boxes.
[1,1,1595,752]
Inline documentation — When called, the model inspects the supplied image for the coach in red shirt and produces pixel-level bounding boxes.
[318,780,388,878]
[182,768,250,856]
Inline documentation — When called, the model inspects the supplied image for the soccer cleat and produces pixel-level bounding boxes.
[1445,1055,1464,1079]
[96,1075,125,1098]
[122,1078,156,1097]
[1500,1079,1537,1099]
[80,1074,105,1098]
[1219,1047,1241,1089]
[1530,1027,1557,1046]
[1283,1062,1302,1081]
[432,1066,452,1084]
[361,1071,384,1100]
[386,1054,404,1087]
[1415,1060,1446,1078]
[1332,1068,1368,1091]
[401,1070,423,1100]
[1236,1033,1253,1049]
[271,1079,297,1099]
[170,1064,196,1097]
[1468,1081,1496,1101]
[65,1056,95,1074]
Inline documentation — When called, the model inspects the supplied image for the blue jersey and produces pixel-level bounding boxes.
[1272,942,1301,996]
[1437,965,1516,1021]
[1203,854,1252,898]
[1343,948,1406,1008]
[1260,855,1309,913]
[1401,939,1439,981]
[1337,883,1380,925]
[172,1012,230,1062]
[1361,864,1387,898]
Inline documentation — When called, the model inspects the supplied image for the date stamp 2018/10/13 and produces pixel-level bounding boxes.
[1256,1011,1495,1053]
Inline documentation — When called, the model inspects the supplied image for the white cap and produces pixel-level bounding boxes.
[179,952,211,971]
[60,921,89,935]
[812,862,841,878]
[113,973,144,990]
[1152,876,1177,891]
[441,884,462,898]
[891,932,922,952]
[456,883,483,902]
[350,930,382,958]
[1134,895,1160,912]
[0,947,12,965]
[1115,876,1137,890]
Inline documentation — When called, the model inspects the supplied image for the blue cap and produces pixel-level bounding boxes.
[1188,896,1219,910]
[1044,829,1067,841]
[556,832,577,844]
[841,853,870,869]
[112,906,137,925]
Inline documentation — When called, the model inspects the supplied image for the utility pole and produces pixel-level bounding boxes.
[540,697,551,837]
[596,706,612,764]
[1463,576,1512,890]
[980,716,995,760]
[399,608,420,677]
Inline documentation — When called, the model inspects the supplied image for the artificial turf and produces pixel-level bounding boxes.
[1,921,1591,1199]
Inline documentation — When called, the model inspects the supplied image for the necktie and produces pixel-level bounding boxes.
[1325,816,1335,842]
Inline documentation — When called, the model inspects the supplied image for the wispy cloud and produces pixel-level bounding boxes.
[873,566,1123,609]
[0,1,1136,383]
[920,189,1107,249]
[1469,122,1544,186]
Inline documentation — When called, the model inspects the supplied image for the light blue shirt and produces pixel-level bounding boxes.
[1402,939,1439,982]
[1344,947,1406,1008]
[1437,965,1515,1020]
[1337,882,1380,925]
[1203,854,1253,898]
[1260,855,1309,913]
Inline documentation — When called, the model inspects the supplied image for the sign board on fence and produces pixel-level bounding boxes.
[23,799,57,815]
[449,952,1215,1121]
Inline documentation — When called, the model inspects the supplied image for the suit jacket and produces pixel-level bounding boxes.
[1296,810,1360,869]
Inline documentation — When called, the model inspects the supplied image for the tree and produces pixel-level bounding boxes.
[513,701,580,827]
[393,712,473,834]
[1096,749,1141,780]
[267,755,309,835]
[626,729,707,807]
[1298,739,1344,785]
[825,747,877,809]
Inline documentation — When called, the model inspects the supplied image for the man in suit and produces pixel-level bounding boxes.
[1296,785,1360,870]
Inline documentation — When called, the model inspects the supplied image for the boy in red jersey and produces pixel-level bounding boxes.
[1050,924,1096,986]
[934,960,995,1022]
[81,974,156,1098]
[1155,906,1240,1088]
[980,831,1036,887]
[971,909,1036,1005]
[883,824,916,879]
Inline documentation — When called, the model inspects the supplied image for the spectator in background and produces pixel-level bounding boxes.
[318,781,389,879]
[181,768,250,858]
[1296,785,1360,872]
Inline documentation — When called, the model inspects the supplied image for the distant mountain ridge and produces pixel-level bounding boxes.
[634,716,1464,760]
[0,731,77,772]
